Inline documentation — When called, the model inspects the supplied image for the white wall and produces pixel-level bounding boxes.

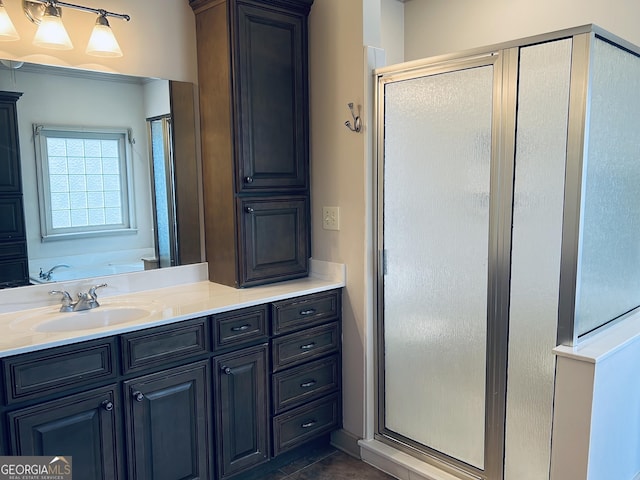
[0,0,197,82]
[404,0,640,61]
[552,322,640,480]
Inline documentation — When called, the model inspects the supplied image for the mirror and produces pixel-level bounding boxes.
[0,60,202,286]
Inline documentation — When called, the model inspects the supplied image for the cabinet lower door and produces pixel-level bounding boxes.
[124,361,210,480]
[7,385,121,480]
[214,344,269,478]
[238,196,308,286]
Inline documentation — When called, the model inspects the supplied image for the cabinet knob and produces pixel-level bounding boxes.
[245,176,253,184]
[132,391,145,402]
[222,366,232,375]
[101,400,114,411]
[245,207,254,214]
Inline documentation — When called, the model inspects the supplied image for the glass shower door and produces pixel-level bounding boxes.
[379,61,495,471]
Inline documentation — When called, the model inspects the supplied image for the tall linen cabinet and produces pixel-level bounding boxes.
[190,0,313,288]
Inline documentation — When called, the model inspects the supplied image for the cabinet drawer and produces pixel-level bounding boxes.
[0,256,28,288]
[120,317,209,374]
[0,241,26,260]
[272,392,340,456]
[272,290,340,335]
[3,338,117,404]
[272,322,340,372]
[212,304,268,351]
[272,354,340,414]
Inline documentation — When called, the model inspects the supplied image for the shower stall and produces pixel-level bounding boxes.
[375,25,640,480]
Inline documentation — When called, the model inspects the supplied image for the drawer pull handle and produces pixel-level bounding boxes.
[301,420,317,429]
[222,366,232,375]
[300,342,316,350]
[231,324,251,332]
[101,400,114,411]
[300,380,317,388]
[132,391,145,402]
[299,308,316,316]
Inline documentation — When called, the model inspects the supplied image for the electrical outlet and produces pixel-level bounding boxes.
[322,206,340,231]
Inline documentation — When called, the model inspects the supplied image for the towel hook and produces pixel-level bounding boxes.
[344,102,361,133]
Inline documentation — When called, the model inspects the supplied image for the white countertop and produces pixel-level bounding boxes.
[0,260,345,358]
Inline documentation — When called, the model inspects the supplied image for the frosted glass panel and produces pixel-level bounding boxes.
[576,39,640,336]
[382,65,493,469]
[505,39,571,480]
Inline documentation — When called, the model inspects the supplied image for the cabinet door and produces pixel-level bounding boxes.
[238,196,308,286]
[7,385,122,480]
[235,2,308,193]
[124,361,210,480]
[0,95,22,193]
[213,343,269,478]
[0,196,25,240]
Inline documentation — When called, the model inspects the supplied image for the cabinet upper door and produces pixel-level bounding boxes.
[234,2,309,193]
[0,94,22,194]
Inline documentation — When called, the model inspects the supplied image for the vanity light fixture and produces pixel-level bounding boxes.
[2,0,130,56]
[32,2,73,50]
[0,0,20,41]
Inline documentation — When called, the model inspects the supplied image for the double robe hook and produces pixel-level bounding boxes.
[344,102,362,133]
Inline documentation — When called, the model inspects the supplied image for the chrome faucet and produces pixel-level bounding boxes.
[39,264,71,281]
[49,284,108,312]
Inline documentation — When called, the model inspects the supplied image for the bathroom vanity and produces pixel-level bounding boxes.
[0,268,343,480]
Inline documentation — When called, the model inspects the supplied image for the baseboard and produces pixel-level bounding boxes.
[358,439,465,480]
[330,429,362,459]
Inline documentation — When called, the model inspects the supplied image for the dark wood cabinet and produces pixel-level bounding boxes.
[213,344,269,479]
[8,385,122,480]
[124,361,211,480]
[190,0,313,288]
[1,288,342,479]
[0,92,28,288]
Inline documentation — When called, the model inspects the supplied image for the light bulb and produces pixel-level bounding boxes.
[33,4,73,50]
[86,15,122,57]
[0,1,19,41]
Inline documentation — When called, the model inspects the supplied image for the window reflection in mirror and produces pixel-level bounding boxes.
[0,60,201,287]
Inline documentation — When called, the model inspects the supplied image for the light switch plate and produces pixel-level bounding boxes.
[322,206,340,231]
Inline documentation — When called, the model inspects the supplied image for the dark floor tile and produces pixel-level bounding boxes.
[286,451,395,480]
[278,443,338,475]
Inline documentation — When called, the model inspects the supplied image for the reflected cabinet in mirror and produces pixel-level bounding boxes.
[0,61,202,288]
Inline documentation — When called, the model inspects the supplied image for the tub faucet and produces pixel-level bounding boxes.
[39,264,70,281]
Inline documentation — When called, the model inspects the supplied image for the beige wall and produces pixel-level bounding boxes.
[0,0,197,82]
[309,0,370,438]
[404,0,640,61]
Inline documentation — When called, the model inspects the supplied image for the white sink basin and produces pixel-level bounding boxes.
[9,302,161,333]
[34,307,153,332]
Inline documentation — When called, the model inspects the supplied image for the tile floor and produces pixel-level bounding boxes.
[248,442,395,480]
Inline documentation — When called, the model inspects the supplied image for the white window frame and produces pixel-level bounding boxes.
[33,124,137,241]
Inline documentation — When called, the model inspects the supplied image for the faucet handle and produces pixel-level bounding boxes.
[89,283,107,299]
[49,290,74,312]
